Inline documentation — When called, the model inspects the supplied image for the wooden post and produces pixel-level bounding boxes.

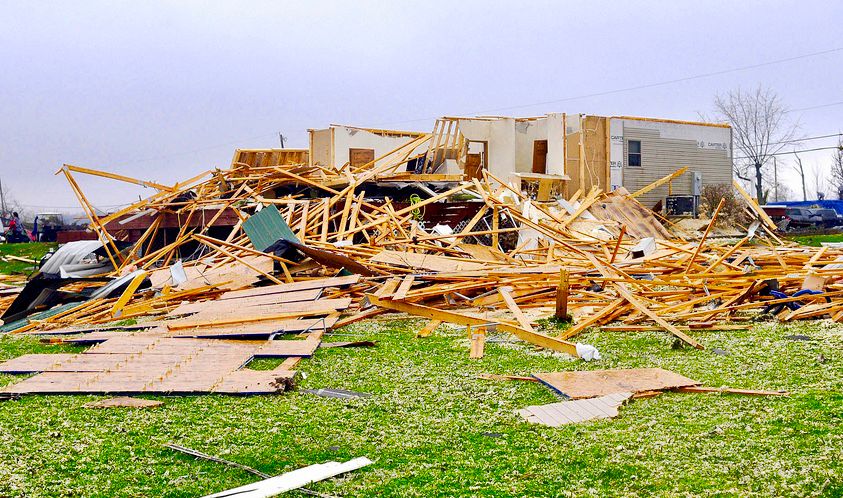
[610,225,626,264]
[469,326,486,359]
[555,269,569,320]
[492,206,499,250]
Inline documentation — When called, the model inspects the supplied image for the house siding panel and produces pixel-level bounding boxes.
[622,127,732,209]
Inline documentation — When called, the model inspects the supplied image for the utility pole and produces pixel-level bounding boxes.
[0,176,6,215]
[773,157,778,202]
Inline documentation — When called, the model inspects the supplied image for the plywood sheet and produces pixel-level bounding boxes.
[170,316,338,339]
[0,353,78,374]
[84,396,164,408]
[370,250,484,272]
[168,288,323,316]
[218,276,359,300]
[533,368,699,399]
[166,298,351,326]
[0,336,312,395]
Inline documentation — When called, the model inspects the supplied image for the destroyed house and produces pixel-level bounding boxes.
[308,115,732,211]
[101,113,731,246]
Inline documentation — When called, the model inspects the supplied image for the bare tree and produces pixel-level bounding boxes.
[712,85,799,203]
[0,178,31,223]
[792,151,808,201]
[811,162,827,200]
[830,135,843,200]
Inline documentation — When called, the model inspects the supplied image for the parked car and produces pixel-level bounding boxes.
[783,208,816,229]
[809,208,840,228]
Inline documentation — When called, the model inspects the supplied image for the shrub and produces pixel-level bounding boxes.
[699,183,750,226]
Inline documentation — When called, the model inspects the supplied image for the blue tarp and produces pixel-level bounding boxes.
[769,200,843,215]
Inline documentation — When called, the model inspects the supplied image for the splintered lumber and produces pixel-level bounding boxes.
[560,298,625,340]
[469,327,486,359]
[611,283,704,349]
[733,179,778,231]
[29,120,843,395]
[499,287,534,332]
[630,167,688,198]
[417,319,442,337]
[370,250,485,272]
[367,294,579,357]
[555,269,569,320]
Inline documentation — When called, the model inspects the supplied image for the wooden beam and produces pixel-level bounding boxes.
[367,294,579,356]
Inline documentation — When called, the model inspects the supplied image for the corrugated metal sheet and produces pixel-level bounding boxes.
[242,205,300,251]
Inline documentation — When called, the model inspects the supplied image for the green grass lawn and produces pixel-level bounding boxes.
[1,318,841,497]
[0,242,56,275]
[787,233,843,247]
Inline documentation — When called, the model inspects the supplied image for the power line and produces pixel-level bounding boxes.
[762,132,842,147]
[376,46,843,125]
[734,145,842,161]
[21,47,838,172]
[789,101,843,113]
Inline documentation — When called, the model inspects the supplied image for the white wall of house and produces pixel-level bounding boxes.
[333,126,420,168]
[458,118,518,178]
[309,125,422,168]
[309,128,332,167]
[545,113,566,176]
[514,119,547,173]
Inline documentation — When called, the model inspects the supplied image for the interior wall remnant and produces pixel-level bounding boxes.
[331,126,422,169]
[514,119,548,173]
[487,118,516,178]
[545,113,566,176]
[565,114,583,192]
[309,128,332,167]
[582,115,609,192]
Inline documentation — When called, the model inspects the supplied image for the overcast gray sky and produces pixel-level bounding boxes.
[1,0,841,216]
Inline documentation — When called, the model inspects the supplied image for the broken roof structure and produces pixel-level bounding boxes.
[1,111,838,399]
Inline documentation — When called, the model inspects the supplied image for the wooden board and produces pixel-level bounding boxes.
[168,288,323,316]
[166,298,351,327]
[0,353,78,374]
[84,396,164,408]
[532,368,699,399]
[218,276,359,300]
[170,316,338,339]
[370,250,485,272]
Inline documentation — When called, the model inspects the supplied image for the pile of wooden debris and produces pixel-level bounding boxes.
[1,146,841,395]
